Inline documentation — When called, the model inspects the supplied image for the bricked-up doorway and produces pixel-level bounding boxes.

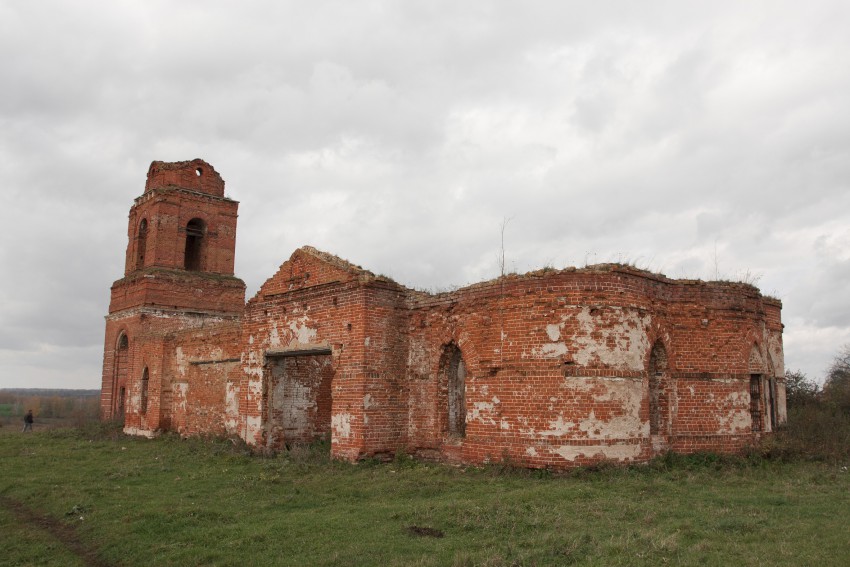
[441,344,467,438]
[265,349,333,450]
[112,334,129,423]
[648,340,669,437]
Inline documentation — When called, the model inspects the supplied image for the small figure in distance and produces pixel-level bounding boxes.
[22,409,34,432]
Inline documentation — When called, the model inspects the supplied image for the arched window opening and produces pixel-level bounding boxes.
[750,375,762,432]
[648,341,668,436]
[114,334,129,420]
[748,345,764,432]
[748,344,764,374]
[766,356,777,431]
[140,367,149,416]
[184,218,205,271]
[135,219,148,270]
[442,344,467,438]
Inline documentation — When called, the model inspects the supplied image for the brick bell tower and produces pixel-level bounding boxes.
[100,159,245,431]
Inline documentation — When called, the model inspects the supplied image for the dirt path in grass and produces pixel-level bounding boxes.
[0,496,115,567]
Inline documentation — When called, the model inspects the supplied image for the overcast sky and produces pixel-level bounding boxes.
[1,1,848,390]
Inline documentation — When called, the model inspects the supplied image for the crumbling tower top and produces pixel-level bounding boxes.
[145,159,225,197]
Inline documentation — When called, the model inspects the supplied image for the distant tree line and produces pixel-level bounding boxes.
[0,389,100,423]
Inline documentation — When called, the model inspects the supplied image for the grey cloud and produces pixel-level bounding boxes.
[2,1,850,387]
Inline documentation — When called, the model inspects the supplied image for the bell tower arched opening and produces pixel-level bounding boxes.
[135,219,148,270]
[184,218,205,271]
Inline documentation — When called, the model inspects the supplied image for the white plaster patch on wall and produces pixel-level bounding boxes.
[579,378,649,439]
[716,391,751,433]
[540,377,646,439]
[269,324,281,348]
[224,381,239,434]
[243,348,265,379]
[569,307,651,370]
[245,415,263,443]
[243,364,263,379]
[407,339,430,379]
[123,426,156,438]
[288,315,318,346]
[332,413,353,439]
[499,419,511,430]
[175,347,188,377]
[565,378,606,393]
[540,415,573,437]
[365,336,371,347]
[248,379,263,398]
[578,406,646,440]
[532,342,569,358]
[546,324,561,342]
[768,333,785,376]
[174,382,189,413]
[128,391,141,413]
[552,443,641,462]
[526,446,538,457]
[719,409,751,434]
[469,401,496,425]
[363,394,376,409]
[776,382,788,424]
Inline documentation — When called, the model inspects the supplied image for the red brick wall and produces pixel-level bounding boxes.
[145,159,225,197]
[403,266,783,468]
[360,284,410,456]
[109,271,245,314]
[101,160,245,436]
[264,354,333,449]
[238,248,376,458]
[166,321,242,437]
[126,163,238,277]
[103,161,785,470]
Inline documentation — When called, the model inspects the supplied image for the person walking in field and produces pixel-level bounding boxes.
[22,410,33,432]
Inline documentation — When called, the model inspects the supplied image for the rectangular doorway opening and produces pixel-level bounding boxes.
[265,350,333,450]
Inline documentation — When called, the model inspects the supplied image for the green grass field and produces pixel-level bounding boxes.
[1,426,848,566]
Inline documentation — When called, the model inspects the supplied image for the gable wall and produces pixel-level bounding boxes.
[238,250,375,458]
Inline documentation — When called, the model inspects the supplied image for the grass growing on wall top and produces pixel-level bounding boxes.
[1,426,849,566]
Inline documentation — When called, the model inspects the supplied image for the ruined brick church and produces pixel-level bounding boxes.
[101,159,786,468]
